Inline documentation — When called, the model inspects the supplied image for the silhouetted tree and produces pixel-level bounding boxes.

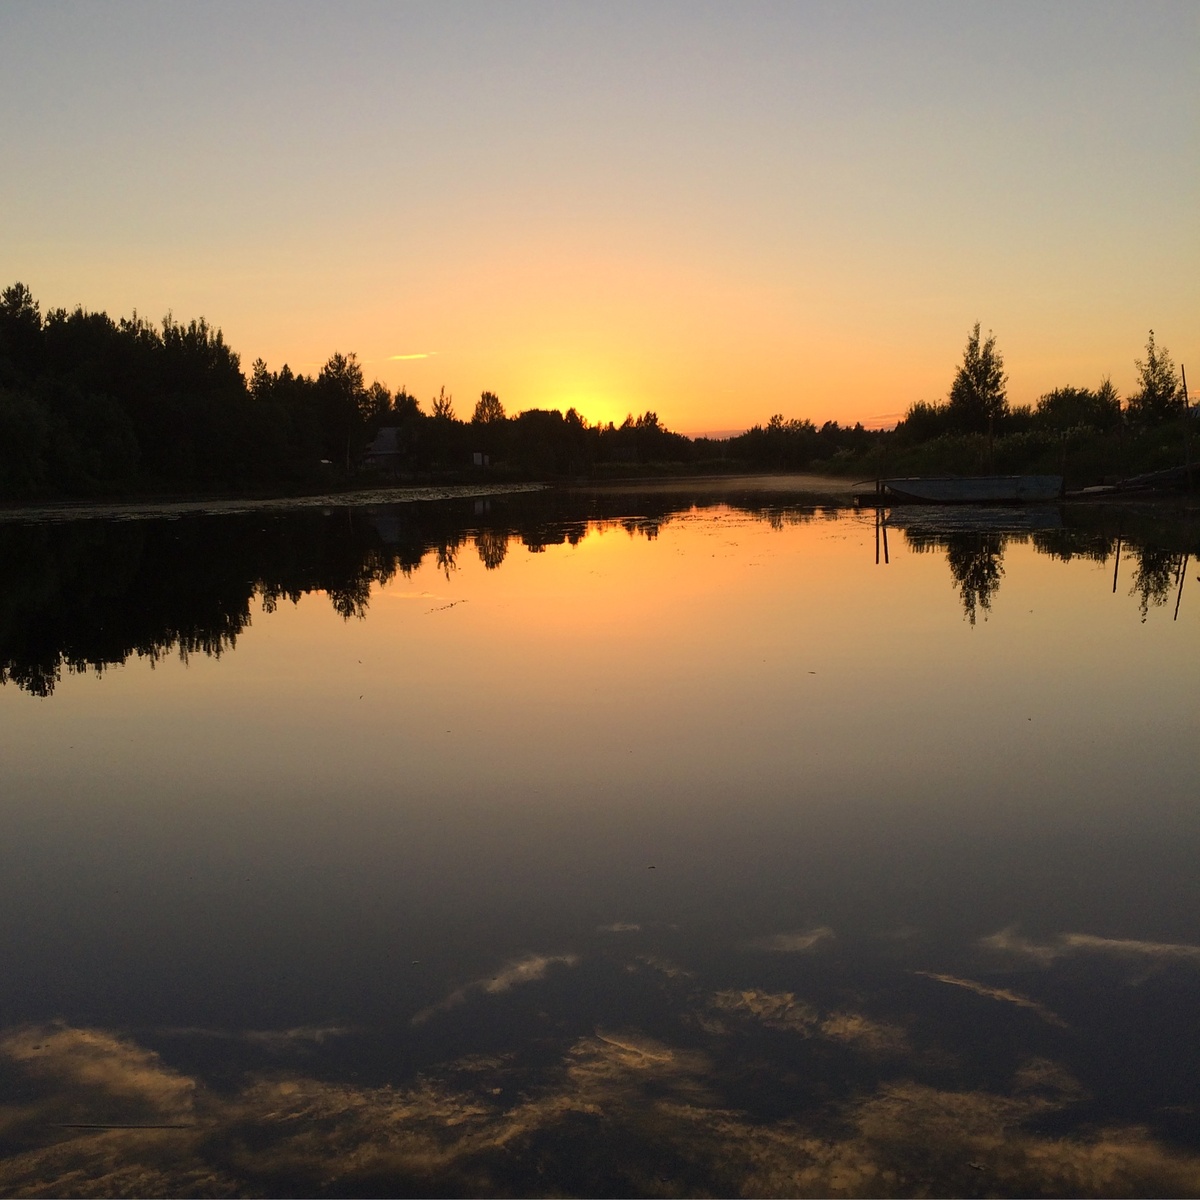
[1129,330,1182,424]
[947,323,1007,432]
[0,282,42,381]
[317,351,367,466]
[472,391,506,424]
[363,380,392,425]
[159,313,243,393]
[431,387,455,419]
[249,357,273,401]
[895,399,954,442]
[1034,380,1122,431]
[392,387,421,420]
[730,414,822,468]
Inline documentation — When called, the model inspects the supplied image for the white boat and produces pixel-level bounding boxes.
[879,475,1063,504]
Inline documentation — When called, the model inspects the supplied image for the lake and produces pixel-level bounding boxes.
[1,481,1197,1198]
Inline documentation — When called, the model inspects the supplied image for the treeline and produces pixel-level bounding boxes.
[0,282,697,498]
[722,416,877,471]
[853,324,1195,485]
[1,283,1192,501]
[0,282,879,500]
[0,282,276,498]
[895,323,1187,439]
[353,389,699,479]
[0,282,713,499]
[606,325,1193,483]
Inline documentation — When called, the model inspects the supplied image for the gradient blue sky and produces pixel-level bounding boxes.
[2,0,1195,429]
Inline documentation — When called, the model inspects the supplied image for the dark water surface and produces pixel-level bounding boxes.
[1,484,1198,1197]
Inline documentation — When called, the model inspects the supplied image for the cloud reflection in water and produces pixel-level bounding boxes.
[982,927,1200,969]
[411,954,580,1026]
[3,1011,1200,1198]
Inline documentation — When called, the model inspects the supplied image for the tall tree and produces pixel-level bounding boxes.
[317,352,367,465]
[431,387,455,419]
[947,322,1008,432]
[1129,330,1182,424]
[0,282,43,380]
[391,387,421,420]
[363,380,392,424]
[472,391,505,424]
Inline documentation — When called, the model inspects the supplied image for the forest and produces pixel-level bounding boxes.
[0,284,1192,500]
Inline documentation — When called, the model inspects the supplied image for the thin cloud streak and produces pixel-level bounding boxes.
[153,1025,357,1051]
[1063,933,1200,962]
[747,926,834,953]
[982,927,1200,967]
[913,971,1068,1028]
[411,953,580,1025]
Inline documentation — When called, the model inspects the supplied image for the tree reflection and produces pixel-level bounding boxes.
[894,507,1195,624]
[1032,528,1115,564]
[944,532,1006,624]
[900,526,1008,623]
[475,529,508,571]
[1,495,1194,695]
[1129,547,1180,621]
[435,541,458,579]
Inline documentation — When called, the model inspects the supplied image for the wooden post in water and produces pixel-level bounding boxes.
[875,505,881,565]
[1112,532,1122,594]
[1182,364,1192,493]
[1174,554,1189,621]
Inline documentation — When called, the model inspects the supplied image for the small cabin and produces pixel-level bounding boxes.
[363,427,403,474]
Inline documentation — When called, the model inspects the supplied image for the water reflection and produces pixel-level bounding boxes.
[5,924,1200,1199]
[885,505,1197,625]
[942,532,1005,625]
[1,488,1198,1196]
[2,491,1196,695]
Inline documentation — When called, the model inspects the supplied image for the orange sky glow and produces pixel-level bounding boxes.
[1,2,1195,431]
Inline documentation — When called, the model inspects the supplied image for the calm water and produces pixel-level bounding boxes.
[1,483,1198,1198]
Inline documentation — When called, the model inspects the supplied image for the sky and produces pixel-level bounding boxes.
[1,1,1196,432]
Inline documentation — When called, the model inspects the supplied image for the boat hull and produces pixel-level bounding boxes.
[880,475,1063,504]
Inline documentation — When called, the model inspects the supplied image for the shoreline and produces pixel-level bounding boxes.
[1,471,1195,524]
[0,472,863,524]
[0,481,548,524]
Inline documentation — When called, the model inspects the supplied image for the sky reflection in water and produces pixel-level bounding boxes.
[0,490,1197,1197]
